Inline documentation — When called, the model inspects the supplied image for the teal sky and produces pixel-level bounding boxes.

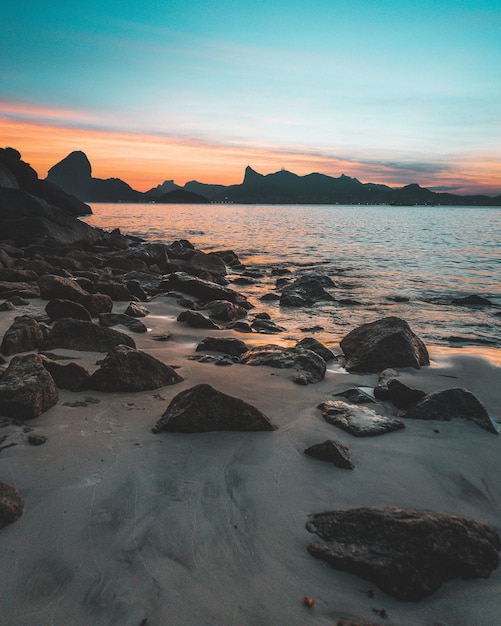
[1,0,500,192]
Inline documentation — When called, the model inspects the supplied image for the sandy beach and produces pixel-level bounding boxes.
[1,294,500,626]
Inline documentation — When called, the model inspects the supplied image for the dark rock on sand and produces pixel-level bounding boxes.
[304,440,354,469]
[152,383,276,433]
[306,507,501,601]
[0,268,38,282]
[318,400,405,436]
[0,301,16,312]
[404,388,499,433]
[45,298,92,322]
[177,310,220,329]
[241,344,326,385]
[163,272,249,306]
[386,379,426,410]
[40,318,136,352]
[373,368,400,400]
[0,482,24,529]
[98,312,147,333]
[296,337,336,362]
[90,345,183,392]
[80,293,113,318]
[334,388,376,404]
[201,299,248,321]
[40,357,91,392]
[340,317,429,373]
[196,337,249,357]
[1,315,46,355]
[0,354,58,418]
[124,302,150,318]
[0,281,40,299]
[94,277,132,301]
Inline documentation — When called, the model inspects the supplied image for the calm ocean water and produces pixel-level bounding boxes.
[86,203,501,349]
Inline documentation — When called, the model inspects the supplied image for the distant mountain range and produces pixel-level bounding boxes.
[45,151,501,206]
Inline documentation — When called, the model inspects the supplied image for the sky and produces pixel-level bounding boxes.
[1,0,500,195]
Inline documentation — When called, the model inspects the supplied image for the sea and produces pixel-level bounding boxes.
[85,203,501,352]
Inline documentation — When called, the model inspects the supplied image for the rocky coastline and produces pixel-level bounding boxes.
[1,149,501,626]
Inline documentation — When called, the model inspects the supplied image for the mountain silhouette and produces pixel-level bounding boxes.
[46,152,501,206]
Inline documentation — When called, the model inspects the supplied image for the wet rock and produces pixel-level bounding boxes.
[260,293,280,302]
[241,344,326,385]
[0,482,24,529]
[0,354,58,419]
[40,318,136,352]
[189,354,237,366]
[0,281,40,299]
[280,290,312,307]
[209,249,243,269]
[201,299,248,321]
[373,368,399,400]
[334,388,376,404]
[250,319,286,334]
[0,268,38,282]
[281,273,337,306]
[0,301,16,312]
[226,321,253,333]
[40,357,91,392]
[90,345,183,392]
[184,250,227,277]
[306,507,500,601]
[95,277,132,301]
[386,379,426,410]
[124,302,150,318]
[318,400,404,436]
[404,388,499,433]
[304,440,354,469]
[296,337,336,362]
[80,293,113,318]
[45,298,92,322]
[152,383,276,433]
[196,337,249,357]
[37,273,88,301]
[99,312,147,333]
[340,317,429,373]
[177,310,220,329]
[163,272,249,307]
[452,294,493,306]
[1,315,45,355]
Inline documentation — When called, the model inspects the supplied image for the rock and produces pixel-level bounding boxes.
[177,310,220,329]
[241,344,326,385]
[404,388,499,433]
[209,249,243,269]
[318,400,405,436]
[0,354,58,419]
[334,388,376,404]
[163,272,249,306]
[1,315,45,355]
[386,379,426,410]
[40,318,136,352]
[260,292,280,301]
[80,293,113,317]
[340,317,430,373]
[280,290,312,307]
[0,482,24,529]
[280,273,337,306]
[306,507,501,601]
[296,337,336,362]
[304,440,354,469]
[373,368,400,400]
[0,301,16,312]
[45,298,92,322]
[250,319,286,334]
[452,294,493,306]
[124,302,150,317]
[95,278,132,301]
[226,321,253,333]
[40,357,91,392]
[0,281,40,299]
[6,296,30,306]
[152,383,276,433]
[90,345,183,392]
[196,337,249,357]
[98,313,147,333]
[27,434,48,446]
[0,268,38,282]
[38,274,88,302]
[184,250,227,277]
[201,300,248,321]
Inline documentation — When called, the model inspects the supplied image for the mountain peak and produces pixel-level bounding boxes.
[243,165,264,185]
[48,151,92,181]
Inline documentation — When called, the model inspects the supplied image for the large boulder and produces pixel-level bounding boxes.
[306,507,500,601]
[0,354,58,418]
[40,318,135,352]
[152,383,276,433]
[1,315,46,355]
[241,344,326,385]
[0,482,24,529]
[318,400,405,436]
[404,388,499,434]
[340,317,429,373]
[90,345,182,392]
[38,274,89,302]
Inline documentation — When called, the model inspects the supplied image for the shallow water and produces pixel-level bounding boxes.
[86,203,501,348]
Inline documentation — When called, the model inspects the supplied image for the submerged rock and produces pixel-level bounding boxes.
[152,383,276,433]
[306,507,500,601]
[318,400,404,436]
[340,317,429,373]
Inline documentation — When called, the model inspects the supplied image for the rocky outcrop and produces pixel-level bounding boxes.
[0,354,58,418]
[90,345,183,392]
[0,482,24,529]
[304,440,354,469]
[318,400,405,436]
[241,344,326,385]
[340,317,429,373]
[0,315,46,355]
[152,383,276,433]
[306,507,500,601]
[40,318,136,352]
[404,388,499,433]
